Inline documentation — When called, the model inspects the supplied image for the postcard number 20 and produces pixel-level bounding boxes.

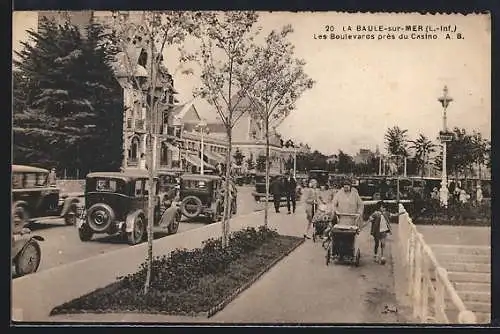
[325,25,335,32]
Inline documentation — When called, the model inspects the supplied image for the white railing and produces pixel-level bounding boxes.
[397,204,477,324]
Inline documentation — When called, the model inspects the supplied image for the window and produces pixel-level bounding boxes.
[24,173,38,188]
[130,137,140,161]
[36,173,48,186]
[135,180,143,197]
[12,173,23,189]
[144,179,151,196]
[96,179,118,192]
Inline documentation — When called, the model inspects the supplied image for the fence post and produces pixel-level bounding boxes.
[421,253,429,321]
[407,228,415,298]
[434,267,448,323]
[413,238,423,320]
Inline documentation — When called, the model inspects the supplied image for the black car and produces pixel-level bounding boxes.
[11,165,82,225]
[76,170,180,245]
[179,174,237,223]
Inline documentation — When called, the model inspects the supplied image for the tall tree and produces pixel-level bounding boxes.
[384,126,409,157]
[409,134,437,178]
[13,17,124,174]
[243,25,314,226]
[337,150,354,174]
[194,11,260,247]
[110,11,197,293]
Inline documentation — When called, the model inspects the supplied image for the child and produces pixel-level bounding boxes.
[368,201,404,264]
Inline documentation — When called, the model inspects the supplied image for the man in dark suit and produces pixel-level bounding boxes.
[270,176,283,213]
[283,170,297,214]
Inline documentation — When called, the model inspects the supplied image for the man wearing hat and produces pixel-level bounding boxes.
[332,178,364,226]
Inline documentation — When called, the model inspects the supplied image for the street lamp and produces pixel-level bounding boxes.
[438,85,453,208]
[195,119,208,175]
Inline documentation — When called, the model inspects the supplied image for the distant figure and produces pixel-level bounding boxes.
[303,178,322,239]
[476,185,483,205]
[270,176,283,213]
[139,153,147,170]
[430,187,439,201]
[459,189,469,204]
[283,170,297,214]
[48,168,57,187]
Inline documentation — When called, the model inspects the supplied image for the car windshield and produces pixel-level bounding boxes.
[22,172,48,188]
[158,175,176,192]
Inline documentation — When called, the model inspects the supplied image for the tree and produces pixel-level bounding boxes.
[384,126,409,157]
[409,134,437,178]
[233,149,244,166]
[193,11,260,247]
[337,150,354,174]
[110,11,197,293]
[471,131,489,180]
[243,25,314,226]
[13,17,124,174]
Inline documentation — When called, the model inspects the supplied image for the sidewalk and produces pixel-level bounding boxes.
[15,206,404,323]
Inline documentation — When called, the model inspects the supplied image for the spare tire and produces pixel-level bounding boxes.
[87,203,115,233]
[180,196,203,218]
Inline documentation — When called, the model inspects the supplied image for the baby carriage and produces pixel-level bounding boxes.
[312,203,336,243]
[325,212,361,266]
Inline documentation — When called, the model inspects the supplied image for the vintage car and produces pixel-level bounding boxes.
[179,174,237,223]
[11,165,82,225]
[76,170,180,245]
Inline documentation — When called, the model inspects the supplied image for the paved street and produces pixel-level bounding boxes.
[43,205,403,323]
[22,186,261,274]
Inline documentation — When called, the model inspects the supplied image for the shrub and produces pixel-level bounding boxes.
[117,225,280,294]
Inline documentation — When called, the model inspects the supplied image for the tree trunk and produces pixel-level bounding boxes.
[222,129,232,248]
[144,35,156,295]
[264,115,270,227]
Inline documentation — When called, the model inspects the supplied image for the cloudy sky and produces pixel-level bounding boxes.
[13,12,491,155]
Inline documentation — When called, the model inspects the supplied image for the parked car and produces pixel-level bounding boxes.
[11,211,44,277]
[76,170,180,245]
[179,174,237,223]
[11,165,82,225]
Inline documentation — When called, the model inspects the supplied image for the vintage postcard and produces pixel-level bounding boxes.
[11,11,491,325]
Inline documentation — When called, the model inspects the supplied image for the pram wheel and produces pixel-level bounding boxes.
[354,249,360,267]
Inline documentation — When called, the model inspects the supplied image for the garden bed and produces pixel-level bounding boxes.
[50,226,303,317]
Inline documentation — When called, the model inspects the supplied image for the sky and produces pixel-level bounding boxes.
[13,11,491,155]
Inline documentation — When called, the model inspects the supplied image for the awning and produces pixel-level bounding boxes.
[184,153,215,170]
[204,150,225,164]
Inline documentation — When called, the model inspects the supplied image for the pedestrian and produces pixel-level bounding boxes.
[430,187,439,201]
[459,189,469,204]
[332,179,364,226]
[270,176,283,213]
[303,178,322,239]
[48,168,57,187]
[476,184,483,205]
[283,170,297,214]
[367,201,404,264]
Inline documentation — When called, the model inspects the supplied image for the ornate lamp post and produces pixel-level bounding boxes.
[438,85,453,207]
[195,119,208,175]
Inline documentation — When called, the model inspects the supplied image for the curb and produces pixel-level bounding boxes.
[51,237,305,320]
[206,237,305,318]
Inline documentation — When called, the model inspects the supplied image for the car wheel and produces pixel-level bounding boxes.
[87,204,115,233]
[15,240,41,276]
[180,196,203,218]
[78,225,93,242]
[127,215,145,245]
[64,203,78,225]
[168,211,180,235]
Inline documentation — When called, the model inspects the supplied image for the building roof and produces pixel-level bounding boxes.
[12,165,49,173]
